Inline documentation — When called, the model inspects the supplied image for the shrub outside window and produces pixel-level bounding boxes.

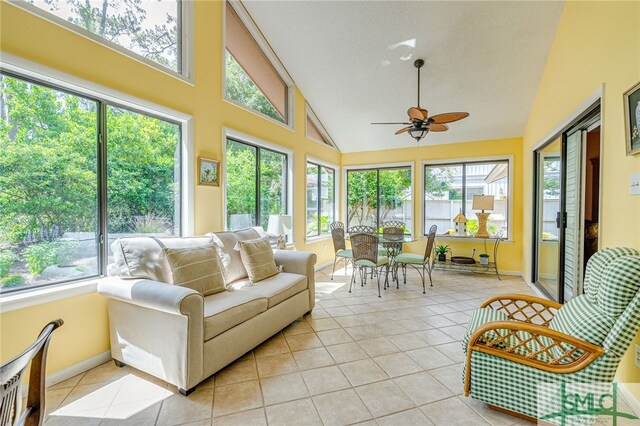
[424,160,510,238]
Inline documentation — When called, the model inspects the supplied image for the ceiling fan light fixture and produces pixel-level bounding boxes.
[408,127,428,142]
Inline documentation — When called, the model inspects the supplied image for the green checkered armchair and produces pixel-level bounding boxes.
[462,247,640,420]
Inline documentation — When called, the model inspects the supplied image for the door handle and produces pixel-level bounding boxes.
[556,212,567,229]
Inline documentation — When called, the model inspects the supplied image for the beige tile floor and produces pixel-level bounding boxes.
[44,265,539,425]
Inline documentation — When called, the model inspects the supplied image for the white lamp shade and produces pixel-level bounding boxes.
[472,195,495,211]
[267,215,292,236]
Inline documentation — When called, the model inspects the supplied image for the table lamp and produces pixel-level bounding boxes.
[472,195,494,238]
[268,215,292,249]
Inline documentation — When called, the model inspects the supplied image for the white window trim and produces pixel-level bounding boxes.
[305,156,340,242]
[222,0,295,130]
[222,127,295,243]
[305,104,340,152]
[342,161,415,239]
[421,155,514,242]
[8,0,194,84]
[0,54,195,305]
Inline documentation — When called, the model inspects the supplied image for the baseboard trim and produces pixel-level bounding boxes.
[315,260,334,272]
[47,350,111,387]
[615,380,640,417]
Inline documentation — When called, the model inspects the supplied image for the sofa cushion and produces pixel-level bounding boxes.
[164,244,226,296]
[111,236,213,283]
[208,228,261,285]
[235,237,279,283]
[232,272,307,308]
[203,291,268,340]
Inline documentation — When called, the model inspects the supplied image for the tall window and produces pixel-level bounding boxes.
[23,1,182,73]
[225,1,289,124]
[225,139,288,231]
[306,163,335,238]
[424,160,509,238]
[0,72,182,293]
[346,167,412,233]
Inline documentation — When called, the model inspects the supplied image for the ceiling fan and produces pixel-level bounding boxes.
[371,59,469,142]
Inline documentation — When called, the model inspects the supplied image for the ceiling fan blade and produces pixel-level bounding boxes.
[429,112,469,124]
[407,107,426,121]
[394,126,413,135]
[371,122,412,125]
[427,123,449,132]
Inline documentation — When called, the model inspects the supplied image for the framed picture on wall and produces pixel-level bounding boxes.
[198,157,220,186]
[624,81,640,156]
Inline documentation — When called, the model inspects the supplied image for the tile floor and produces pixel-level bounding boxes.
[44,265,538,425]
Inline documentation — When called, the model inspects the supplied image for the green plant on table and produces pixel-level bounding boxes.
[435,244,452,256]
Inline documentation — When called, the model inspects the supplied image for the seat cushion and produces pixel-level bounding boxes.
[549,294,615,348]
[110,236,213,283]
[336,249,352,258]
[208,228,261,285]
[395,253,425,265]
[203,290,268,340]
[355,256,389,267]
[232,272,307,308]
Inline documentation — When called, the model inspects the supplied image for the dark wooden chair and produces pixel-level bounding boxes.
[1,319,63,426]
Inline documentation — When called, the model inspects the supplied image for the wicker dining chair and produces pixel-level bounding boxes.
[330,221,353,280]
[382,221,405,230]
[347,225,376,235]
[1,319,63,426]
[394,224,437,293]
[382,226,404,287]
[349,233,389,298]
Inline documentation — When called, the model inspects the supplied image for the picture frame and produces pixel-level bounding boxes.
[198,157,220,186]
[623,81,640,156]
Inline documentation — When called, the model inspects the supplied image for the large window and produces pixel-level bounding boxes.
[225,138,288,231]
[346,167,412,233]
[0,71,182,293]
[424,160,510,238]
[22,0,183,74]
[306,162,335,238]
[225,1,289,124]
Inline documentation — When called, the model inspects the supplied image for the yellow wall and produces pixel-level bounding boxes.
[342,137,524,273]
[521,1,640,396]
[0,1,339,372]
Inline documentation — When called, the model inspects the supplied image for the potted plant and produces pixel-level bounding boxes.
[435,244,451,262]
[479,253,490,265]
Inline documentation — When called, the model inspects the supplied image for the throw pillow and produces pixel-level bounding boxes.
[164,244,226,296]
[235,237,279,283]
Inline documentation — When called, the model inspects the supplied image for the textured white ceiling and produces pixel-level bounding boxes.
[243,1,564,153]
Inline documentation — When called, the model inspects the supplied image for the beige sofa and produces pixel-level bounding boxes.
[97,228,316,395]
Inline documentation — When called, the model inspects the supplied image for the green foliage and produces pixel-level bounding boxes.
[543,159,560,198]
[131,214,172,234]
[466,219,500,237]
[347,169,412,226]
[0,275,26,288]
[22,242,60,275]
[225,51,284,123]
[0,250,18,278]
[435,244,452,256]
[225,140,286,230]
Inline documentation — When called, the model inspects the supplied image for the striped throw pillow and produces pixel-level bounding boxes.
[235,237,279,283]
[164,244,226,296]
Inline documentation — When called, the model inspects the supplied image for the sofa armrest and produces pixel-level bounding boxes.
[98,277,203,316]
[274,250,317,310]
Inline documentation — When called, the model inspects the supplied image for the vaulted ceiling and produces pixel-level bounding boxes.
[243,1,564,152]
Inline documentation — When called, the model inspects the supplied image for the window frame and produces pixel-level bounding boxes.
[8,0,194,83]
[421,156,513,240]
[0,56,194,295]
[222,128,294,240]
[305,157,338,241]
[222,0,295,129]
[342,162,414,238]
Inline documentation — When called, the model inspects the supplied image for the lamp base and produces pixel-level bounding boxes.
[475,212,491,239]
